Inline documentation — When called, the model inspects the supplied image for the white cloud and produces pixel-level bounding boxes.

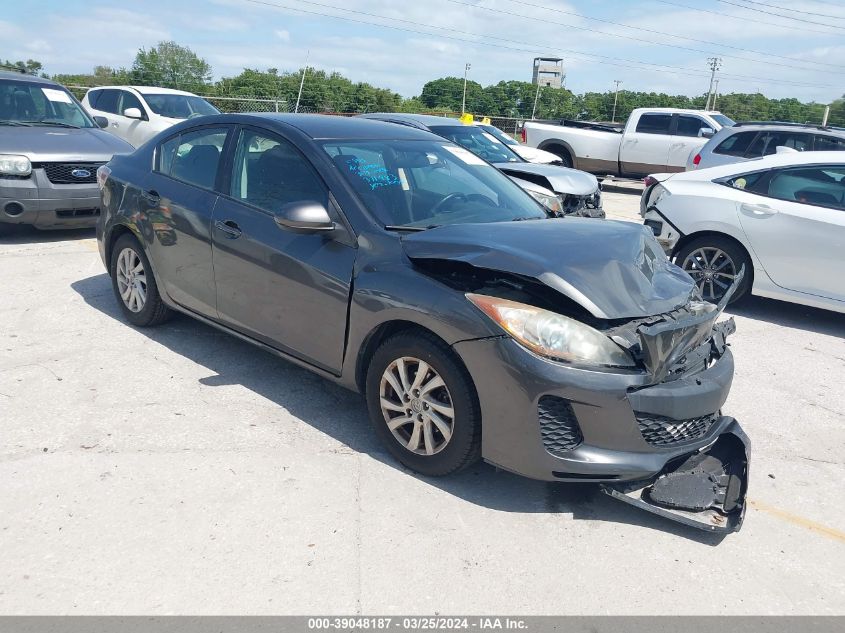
[275,29,290,42]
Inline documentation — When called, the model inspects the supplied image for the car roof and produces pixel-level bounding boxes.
[196,113,442,141]
[359,112,464,129]
[673,150,845,181]
[89,85,199,97]
[0,70,59,86]
[729,121,845,136]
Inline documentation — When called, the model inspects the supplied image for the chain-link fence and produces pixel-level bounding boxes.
[66,86,525,137]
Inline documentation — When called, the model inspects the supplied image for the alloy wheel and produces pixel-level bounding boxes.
[681,246,736,302]
[115,247,147,313]
[379,357,455,456]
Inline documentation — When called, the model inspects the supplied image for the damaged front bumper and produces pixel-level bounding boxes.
[602,419,749,532]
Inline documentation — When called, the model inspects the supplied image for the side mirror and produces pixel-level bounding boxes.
[93,116,108,128]
[123,107,143,119]
[274,201,335,233]
[699,127,716,138]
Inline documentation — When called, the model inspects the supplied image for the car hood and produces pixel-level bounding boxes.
[493,162,599,196]
[0,126,134,162]
[401,219,696,320]
[510,144,560,164]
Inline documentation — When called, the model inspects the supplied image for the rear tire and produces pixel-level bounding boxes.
[365,331,481,477]
[675,235,752,304]
[548,147,573,168]
[109,233,172,327]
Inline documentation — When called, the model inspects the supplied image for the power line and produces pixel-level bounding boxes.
[653,0,845,35]
[447,0,845,74]
[495,0,845,70]
[716,0,845,29]
[239,0,838,90]
[735,0,845,20]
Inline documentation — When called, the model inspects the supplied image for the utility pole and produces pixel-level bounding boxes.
[611,80,622,123]
[531,81,542,120]
[712,79,720,110]
[705,57,721,111]
[295,50,310,114]
[461,62,471,115]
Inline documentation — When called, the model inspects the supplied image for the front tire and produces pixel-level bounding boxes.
[109,233,172,327]
[675,235,752,304]
[365,331,481,477]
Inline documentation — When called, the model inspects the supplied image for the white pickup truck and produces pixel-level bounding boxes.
[523,108,734,177]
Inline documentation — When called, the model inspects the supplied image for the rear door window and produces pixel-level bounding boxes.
[157,127,229,191]
[713,131,758,156]
[814,135,845,151]
[87,89,102,108]
[746,131,812,157]
[635,114,672,135]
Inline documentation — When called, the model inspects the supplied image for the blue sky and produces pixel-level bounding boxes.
[2,0,843,102]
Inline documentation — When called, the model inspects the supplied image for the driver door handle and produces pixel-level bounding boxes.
[740,202,777,218]
[215,219,242,239]
[141,189,160,207]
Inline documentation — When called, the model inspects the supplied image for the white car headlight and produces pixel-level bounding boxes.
[526,189,563,215]
[467,293,636,368]
[0,154,31,176]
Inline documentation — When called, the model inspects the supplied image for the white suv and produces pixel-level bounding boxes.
[82,86,219,148]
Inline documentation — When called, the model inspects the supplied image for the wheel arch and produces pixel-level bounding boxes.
[537,140,575,166]
[105,224,139,271]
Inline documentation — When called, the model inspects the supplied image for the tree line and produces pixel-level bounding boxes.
[8,40,842,126]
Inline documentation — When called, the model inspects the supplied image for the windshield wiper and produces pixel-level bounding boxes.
[384,224,437,232]
[23,121,80,129]
[0,120,31,126]
[511,216,545,221]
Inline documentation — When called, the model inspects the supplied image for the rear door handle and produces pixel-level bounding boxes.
[215,219,242,239]
[740,202,777,218]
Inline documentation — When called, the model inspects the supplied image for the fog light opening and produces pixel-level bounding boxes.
[4,201,24,217]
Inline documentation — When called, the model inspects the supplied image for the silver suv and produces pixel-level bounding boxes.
[0,70,133,234]
[687,121,845,170]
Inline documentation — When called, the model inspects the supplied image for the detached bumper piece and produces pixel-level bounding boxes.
[601,419,749,533]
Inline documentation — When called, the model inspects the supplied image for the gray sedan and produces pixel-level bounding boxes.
[96,113,749,532]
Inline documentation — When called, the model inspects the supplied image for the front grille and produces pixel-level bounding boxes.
[37,162,103,184]
[636,412,719,447]
[55,208,100,218]
[538,396,583,454]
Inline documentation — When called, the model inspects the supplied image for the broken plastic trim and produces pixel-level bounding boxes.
[601,418,750,533]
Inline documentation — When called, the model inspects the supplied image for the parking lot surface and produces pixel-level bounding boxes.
[1,191,844,614]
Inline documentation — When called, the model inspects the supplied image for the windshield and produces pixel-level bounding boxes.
[322,139,547,229]
[143,94,219,119]
[479,124,519,147]
[428,125,524,163]
[712,114,735,128]
[0,79,94,128]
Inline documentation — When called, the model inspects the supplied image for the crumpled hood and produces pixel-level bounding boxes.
[402,219,696,319]
[493,162,599,196]
[0,126,134,162]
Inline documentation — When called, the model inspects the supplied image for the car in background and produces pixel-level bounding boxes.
[96,113,749,532]
[687,121,845,170]
[82,86,219,148]
[0,70,133,234]
[474,122,561,164]
[360,113,604,218]
[642,151,845,312]
[524,108,733,176]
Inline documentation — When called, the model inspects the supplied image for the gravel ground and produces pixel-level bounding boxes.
[1,193,843,614]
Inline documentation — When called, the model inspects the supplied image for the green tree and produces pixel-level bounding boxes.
[130,41,212,91]
[2,58,43,75]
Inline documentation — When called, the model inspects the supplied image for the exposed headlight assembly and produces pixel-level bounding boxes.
[466,293,636,368]
[0,154,31,176]
[526,189,564,215]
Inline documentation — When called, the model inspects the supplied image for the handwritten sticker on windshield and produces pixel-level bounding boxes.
[344,157,401,190]
[443,145,487,165]
[41,88,73,104]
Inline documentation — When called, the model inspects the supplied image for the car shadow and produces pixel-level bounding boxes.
[70,272,727,545]
[728,295,845,338]
[0,224,95,244]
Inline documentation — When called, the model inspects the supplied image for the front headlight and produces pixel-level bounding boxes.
[0,154,31,177]
[526,189,563,215]
[466,293,636,368]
